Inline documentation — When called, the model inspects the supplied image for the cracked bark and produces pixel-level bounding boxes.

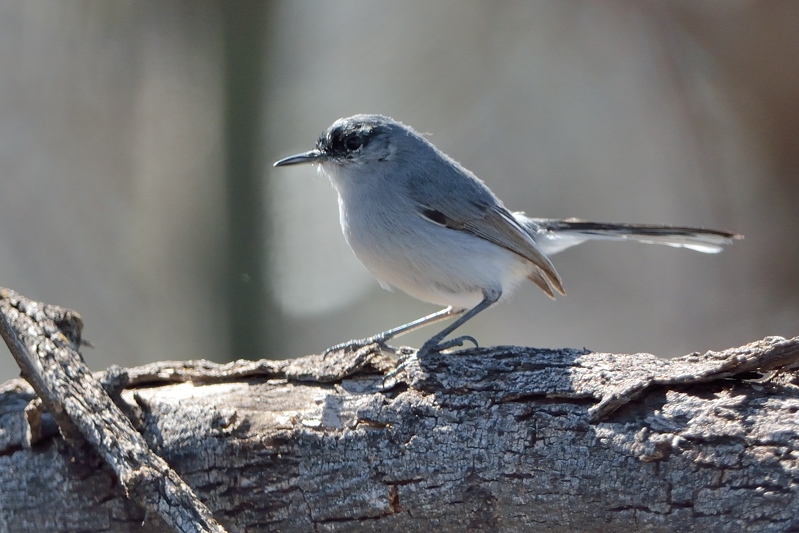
[1,289,799,532]
[0,288,226,533]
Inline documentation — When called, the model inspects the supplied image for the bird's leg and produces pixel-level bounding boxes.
[418,291,499,356]
[323,306,465,356]
[382,291,500,386]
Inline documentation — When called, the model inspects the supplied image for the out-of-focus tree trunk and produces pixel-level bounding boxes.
[222,1,282,361]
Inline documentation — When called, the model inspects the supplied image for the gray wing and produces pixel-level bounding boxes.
[404,161,564,297]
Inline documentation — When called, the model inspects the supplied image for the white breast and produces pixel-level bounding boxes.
[331,170,533,310]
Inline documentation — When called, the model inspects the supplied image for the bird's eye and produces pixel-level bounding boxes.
[345,135,363,151]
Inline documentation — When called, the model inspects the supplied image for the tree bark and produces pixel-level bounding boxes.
[1,289,798,532]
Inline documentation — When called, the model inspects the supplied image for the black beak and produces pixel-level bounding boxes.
[273,149,327,167]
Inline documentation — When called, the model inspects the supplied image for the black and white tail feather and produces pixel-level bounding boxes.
[517,214,742,257]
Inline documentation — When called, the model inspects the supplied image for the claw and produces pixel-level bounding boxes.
[379,332,481,389]
[438,335,479,351]
[322,334,388,358]
[418,334,479,357]
[379,350,419,388]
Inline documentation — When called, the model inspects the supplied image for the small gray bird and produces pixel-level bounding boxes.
[274,114,740,357]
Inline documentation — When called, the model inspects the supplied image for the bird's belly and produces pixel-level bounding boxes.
[341,205,532,309]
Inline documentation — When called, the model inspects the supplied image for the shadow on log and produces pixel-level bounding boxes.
[1,288,798,532]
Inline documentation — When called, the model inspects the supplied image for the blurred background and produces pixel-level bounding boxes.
[1,1,798,382]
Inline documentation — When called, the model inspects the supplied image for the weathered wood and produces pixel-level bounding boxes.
[1,288,798,532]
[0,288,226,533]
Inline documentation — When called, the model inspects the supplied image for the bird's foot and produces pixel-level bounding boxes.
[380,350,417,390]
[380,335,479,389]
[419,334,479,356]
[322,334,396,359]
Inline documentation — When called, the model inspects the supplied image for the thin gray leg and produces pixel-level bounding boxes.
[324,306,465,354]
[419,290,501,355]
[382,291,502,386]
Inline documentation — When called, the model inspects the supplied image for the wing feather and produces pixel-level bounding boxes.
[418,205,565,297]
[463,206,564,296]
[404,156,564,297]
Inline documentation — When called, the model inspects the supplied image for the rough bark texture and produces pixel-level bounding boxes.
[0,289,226,533]
[1,289,799,532]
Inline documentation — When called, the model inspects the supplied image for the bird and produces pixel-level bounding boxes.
[274,114,741,359]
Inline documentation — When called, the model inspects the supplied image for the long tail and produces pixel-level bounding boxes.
[516,215,742,256]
